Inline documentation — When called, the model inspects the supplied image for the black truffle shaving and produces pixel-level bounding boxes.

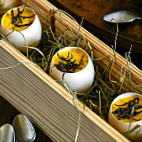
[112,97,142,121]
[54,52,84,80]
[11,7,35,28]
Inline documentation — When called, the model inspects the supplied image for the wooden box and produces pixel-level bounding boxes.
[0,0,142,141]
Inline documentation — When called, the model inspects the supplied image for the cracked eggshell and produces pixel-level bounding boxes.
[49,47,95,93]
[109,92,142,141]
[1,6,42,53]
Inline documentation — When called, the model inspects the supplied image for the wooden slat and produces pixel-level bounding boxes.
[20,0,57,27]
[0,40,129,141]
[21,0,57,13]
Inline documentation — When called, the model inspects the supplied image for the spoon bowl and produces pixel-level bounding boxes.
[103,10,142,23]
[13,114,36,142]
[0,124,15,142]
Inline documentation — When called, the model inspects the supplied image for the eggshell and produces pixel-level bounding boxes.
[109,92,142,141]
[49,47,95,93]
[1,6,42,53]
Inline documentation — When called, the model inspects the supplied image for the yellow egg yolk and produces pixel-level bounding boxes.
[112,96,142,122]
[2,7,35,31]
[53,48,88,73]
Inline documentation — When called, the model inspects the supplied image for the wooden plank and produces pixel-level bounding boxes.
[20,0,57,27]
[0,39,129,141]
[21,0,57,13]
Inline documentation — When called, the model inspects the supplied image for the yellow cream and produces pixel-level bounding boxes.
[112,96,142,122]
[2,7,35,31]
[53,48,88,73]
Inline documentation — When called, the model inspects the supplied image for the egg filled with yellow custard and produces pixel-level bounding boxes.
[1,6,42,52]
[109,92,142,141]
[49,47,95,93]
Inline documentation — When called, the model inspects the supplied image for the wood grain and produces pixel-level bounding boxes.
[0,0,54,141]
[0,40,129,142]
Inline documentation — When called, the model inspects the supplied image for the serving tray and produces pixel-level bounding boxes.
[0,0,142,141]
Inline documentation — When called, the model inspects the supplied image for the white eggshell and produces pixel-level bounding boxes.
[109,92,142,141]
[49,47,95,93]
[1,6,42,53]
